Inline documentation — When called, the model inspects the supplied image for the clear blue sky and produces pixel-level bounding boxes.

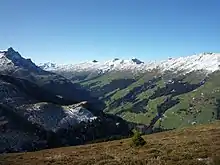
[0,0,220,64]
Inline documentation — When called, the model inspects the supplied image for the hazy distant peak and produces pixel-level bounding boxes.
[92,60,98,63]
[112,58,120,62]
[131,58,144,64]
[39,62,58,70]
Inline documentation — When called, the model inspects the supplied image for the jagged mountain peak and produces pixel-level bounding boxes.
[0,47,19,55]
[0,47,43,73]
[7,47,17,52]
[3,47,22,61]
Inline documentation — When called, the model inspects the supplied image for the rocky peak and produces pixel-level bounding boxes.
[92,60,98,63]
[113,58,120,62]
[0,47,42,73]
[131,58,144,64]
[4,47,22,61]
[7,47,16,53]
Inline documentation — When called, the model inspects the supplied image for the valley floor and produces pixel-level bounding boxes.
[1,122,220,165]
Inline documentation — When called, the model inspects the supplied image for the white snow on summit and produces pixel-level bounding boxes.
[39,52,220,74]
[40,58,152,73]
[1,48,219,75]
[38,62,58,70]
[159,52,220,73]
[0,47,42,73]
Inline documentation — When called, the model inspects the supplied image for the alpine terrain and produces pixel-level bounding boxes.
[40,52,220,132]
[0,48,131,153]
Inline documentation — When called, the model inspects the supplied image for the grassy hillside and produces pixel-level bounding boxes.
[76,70,219,131]
[1,121,220,165]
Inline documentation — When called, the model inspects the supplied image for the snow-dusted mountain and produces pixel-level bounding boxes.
[39,58,148,73]
[39,52,220,74]
[0,48,103,133]
[0,75,98,131]
[0,47,42,74]
[0,48,131,153]
[0,48,105,106]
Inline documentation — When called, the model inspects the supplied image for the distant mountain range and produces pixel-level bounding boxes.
[39,51,220,133]
[40,52,220,74]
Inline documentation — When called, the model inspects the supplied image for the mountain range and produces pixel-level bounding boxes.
[1,47,220,153]
[40,52,220,75]
[39,51,220,132]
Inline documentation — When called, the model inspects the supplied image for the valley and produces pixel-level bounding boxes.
[1,1,220,164]
[40,53,220,132]
[0,47,220,157]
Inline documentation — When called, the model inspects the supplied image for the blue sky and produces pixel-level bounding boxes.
[0,0,220,64]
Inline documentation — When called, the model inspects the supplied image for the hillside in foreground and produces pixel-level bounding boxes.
[1,121,220,165]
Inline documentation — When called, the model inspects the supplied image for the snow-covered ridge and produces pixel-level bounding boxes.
[39,57,147,73]
[39,52,220,74]
[1,48,220,74]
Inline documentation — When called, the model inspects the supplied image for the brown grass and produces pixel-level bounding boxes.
[1,122,220,165]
